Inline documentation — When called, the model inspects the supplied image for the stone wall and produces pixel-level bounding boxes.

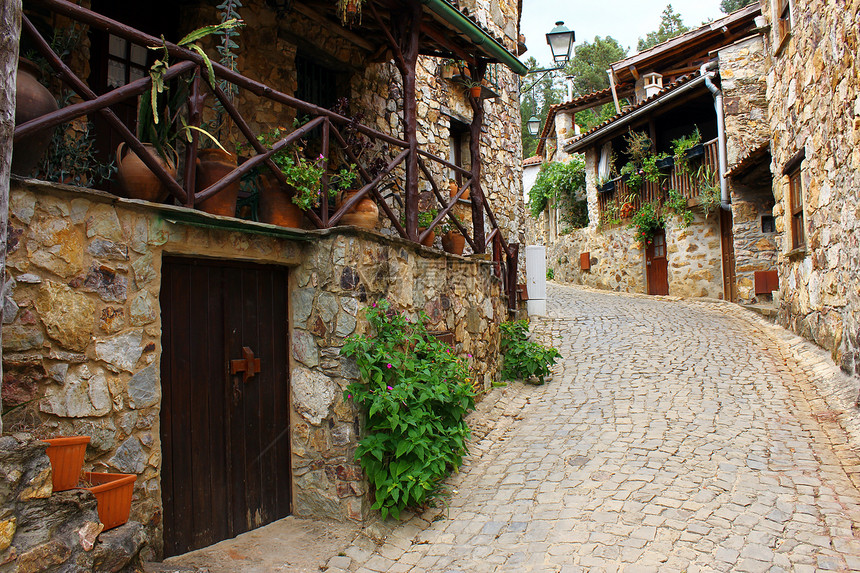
[2,180,504,557]
[761,0,860,374]
[730,181,778,303]
[719,35,770,167]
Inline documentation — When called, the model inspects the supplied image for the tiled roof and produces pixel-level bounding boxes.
[523,155,543,166]
[535,87,622,156]
[727,142,771,178]
[563,71,706,154]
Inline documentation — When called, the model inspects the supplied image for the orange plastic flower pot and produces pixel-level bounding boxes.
[83,472,136,531]
[43,436,90,492]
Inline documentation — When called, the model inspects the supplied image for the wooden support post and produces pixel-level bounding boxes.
[0,0,22,433]
[391,2,423,242]
[507,243,519,313]
[469,61,488,252]
[183,72,203,208]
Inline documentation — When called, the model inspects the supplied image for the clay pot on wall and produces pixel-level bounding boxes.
[12,58,59,176]
[470,85,482,98]
[418,228,435,248]
[116,142,177,202]
[448,179,470,202]
[43,436,90,492]
[442,230,465,255]
[337,190,379,229]
[196,148,240,217]
[258,173,303,228]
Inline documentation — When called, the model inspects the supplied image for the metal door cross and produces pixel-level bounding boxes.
[231,346,262,383]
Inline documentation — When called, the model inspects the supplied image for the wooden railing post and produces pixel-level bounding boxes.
[183,71,204,208]
[469,61,488,252]
[507,243,519,313]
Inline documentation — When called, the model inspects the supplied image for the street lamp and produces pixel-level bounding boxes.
[546,21,575,66]
[527,116,541,137]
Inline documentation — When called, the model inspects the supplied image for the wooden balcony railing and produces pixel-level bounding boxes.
[15,0,520,311]
[597,138,719,226]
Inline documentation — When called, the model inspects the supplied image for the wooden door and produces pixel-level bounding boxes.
[646,230,669,295]
[160,258,291,557]
[720,208,738,302]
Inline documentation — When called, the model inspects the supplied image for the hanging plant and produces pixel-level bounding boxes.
[629,201,664,246]
[337,0,364,26]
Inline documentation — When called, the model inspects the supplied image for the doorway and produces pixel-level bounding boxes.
[646,229,669,295]
[720,208,738,302]
[159,257,291,557]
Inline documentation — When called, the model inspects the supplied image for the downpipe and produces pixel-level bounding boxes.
[701,62,731,211]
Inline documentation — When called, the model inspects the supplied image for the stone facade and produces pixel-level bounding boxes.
[1,180,504,558]
[719,34,779,304]
[761,0,860,374]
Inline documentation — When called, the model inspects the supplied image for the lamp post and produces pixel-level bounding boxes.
[527,116,541,137]
[546,21,575,66]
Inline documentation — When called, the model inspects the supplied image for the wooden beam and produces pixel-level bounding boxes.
[628,65,640,80]
[292,3,376,52]
[468,59,487,252]
[420,23,476,66]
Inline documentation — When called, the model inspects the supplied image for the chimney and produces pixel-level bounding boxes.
[643,73,663,98]
[566,75,574,102]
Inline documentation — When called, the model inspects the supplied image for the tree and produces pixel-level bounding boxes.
[519,57,562,158]
[564,36,627,98]
[563,36,627,133]
[720,0,757,13]
[637,4,690,52]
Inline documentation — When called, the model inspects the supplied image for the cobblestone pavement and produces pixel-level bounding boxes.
[330,283,860,573]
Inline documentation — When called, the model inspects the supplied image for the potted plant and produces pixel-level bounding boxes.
[464,80,483,98]
[12,58,60,176]
[619,194,636,219]
[416,209,438,247]
[597,174,615,193]
[337,0,364,26]
[671,127,703,173]
[82,472,136,531]
[43,436,90,492]
[440,58,458,79]
[655,152,674,171]
[440,221,466,255]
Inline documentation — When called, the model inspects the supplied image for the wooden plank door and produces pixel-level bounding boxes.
[720,208,738,302]
[160,258,291,557]
[646,230,669,295]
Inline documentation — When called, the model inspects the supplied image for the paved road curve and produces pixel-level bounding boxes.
[333,284,860,573]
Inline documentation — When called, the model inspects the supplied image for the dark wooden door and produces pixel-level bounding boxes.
[646,230,669,295]
[720,208,738,302]
[160,258,291,557]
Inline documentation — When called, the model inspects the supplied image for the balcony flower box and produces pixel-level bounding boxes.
[82,472,136,531]
[655,156,675,171]
[43,436,90,492]
[684,143,705,160]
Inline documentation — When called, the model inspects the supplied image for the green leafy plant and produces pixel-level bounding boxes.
[418,209,438,229]
[696,165,721,215]
[666,188,694,228]
[671,127,702,174]
[252,127,357,211]
[620,161,644,191]
[528,157,586,218]
[342,300,475,520]
[546,267,555,280]
[623,130,652,165]
[599,201,622,228]
[629,201,664,246]
[500,320,562,385]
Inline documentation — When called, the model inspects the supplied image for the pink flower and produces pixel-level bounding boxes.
[387,385,393,390]
[387,363,393,368]
[347,393,352,399]
[467,353,473,358]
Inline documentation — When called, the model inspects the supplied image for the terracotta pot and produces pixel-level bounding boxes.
[442,230,466,255]
[258,173,304,228]
[116,142,177,202]
[12,58,59,176]
[337,190,379,229]
[470,85,482,98]
[43,436,90,492]
[448,179,470,202]
[82,472,135,531]
[418,228,435,247]
[196,148,240,217]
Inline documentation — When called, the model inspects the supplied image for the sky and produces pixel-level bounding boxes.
[520,0,727,67]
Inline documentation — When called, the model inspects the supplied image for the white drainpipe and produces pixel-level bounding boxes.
[701,62,730,209]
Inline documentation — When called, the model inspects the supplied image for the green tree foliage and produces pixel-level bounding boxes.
[520,56,562,159]
[637,4,690,51]
[562,36,627,131]
[528,157,586,218]
[720,0,757,12]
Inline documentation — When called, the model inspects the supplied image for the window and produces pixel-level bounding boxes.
[776,0,792,45]
[761,215,776,234]
[786,161,806,250]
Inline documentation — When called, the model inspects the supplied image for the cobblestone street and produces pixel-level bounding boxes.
[330,284,860,572]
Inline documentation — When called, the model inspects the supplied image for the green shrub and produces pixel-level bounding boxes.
[341,300,475,519]
[528,158,586,218]
[500,320,561,385]
[546,268,555,280]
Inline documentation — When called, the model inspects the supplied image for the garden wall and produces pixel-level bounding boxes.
[1,179,504,558]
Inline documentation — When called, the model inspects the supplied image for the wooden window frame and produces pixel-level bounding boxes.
[776,0,792,51]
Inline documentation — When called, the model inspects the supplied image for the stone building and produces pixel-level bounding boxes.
[3,0,526,562]
[756,0,860,376]
[531,5,778,302]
